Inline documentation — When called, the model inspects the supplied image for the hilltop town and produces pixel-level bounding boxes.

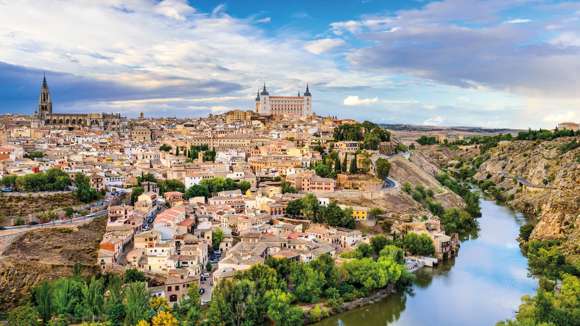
[1,77,578,325]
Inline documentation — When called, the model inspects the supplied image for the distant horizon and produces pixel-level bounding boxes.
[0,0,578,129]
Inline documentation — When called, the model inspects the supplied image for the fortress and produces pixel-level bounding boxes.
[255,84,313,118]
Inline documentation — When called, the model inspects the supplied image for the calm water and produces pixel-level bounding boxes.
[316,199,537,326]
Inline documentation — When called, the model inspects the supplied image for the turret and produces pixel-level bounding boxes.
[255,90,260,101]
[260,83,269,96]
[304,83,311,97]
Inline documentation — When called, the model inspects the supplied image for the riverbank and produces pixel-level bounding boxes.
[314,198,537,326]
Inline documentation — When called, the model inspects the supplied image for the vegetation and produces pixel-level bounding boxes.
[286,194,355,228]
[499,238,580,326]
[375,158,391,180]
[333,121,390,150]
[416,136,438,145]
[8,269,202,326]
[435,172,481,217]
[24,151,45,159]
[212,228,224,251]
[403,183,478,236]
[208,251,410,325]
[281,181,298,194]
[559,139,580,154]
[516,128,579,141]
[184,177,251,199]
[185,144,216,162]
[158,144,172,152]
[1,168,70,192]
[74,173,101,203]
[402,233,435,256]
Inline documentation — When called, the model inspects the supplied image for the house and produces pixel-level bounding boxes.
[164,191,184,207]
[153,206,187,240]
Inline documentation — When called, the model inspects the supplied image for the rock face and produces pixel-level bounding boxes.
[0,217,106,309]
[474,138,579,262]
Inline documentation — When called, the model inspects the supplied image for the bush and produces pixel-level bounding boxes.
[402,233,435,256]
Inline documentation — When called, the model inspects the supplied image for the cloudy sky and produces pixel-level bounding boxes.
[0,0,579,128]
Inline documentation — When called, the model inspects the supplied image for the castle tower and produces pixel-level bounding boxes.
[37,74,52,118]
[303,84,312,116]
[259,83,271,115]
[255,89,260,113]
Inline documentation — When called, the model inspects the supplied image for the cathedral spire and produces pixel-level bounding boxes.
[38,74,52,117]
[255,89,260,101]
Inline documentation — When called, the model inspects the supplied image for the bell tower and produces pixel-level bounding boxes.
[37,74,52,118]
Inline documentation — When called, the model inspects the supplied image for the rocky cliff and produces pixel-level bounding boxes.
[473,138,579,263]
[0,217,106,310]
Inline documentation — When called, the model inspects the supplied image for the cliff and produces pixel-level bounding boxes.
[0,217,106,310]
[473,138,579,263]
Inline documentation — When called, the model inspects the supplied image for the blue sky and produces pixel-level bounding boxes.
[0,0,579,128]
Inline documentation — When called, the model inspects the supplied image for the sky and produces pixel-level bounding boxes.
[0,0,579,128]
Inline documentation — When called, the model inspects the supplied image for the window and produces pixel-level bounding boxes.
[167,286,172,291]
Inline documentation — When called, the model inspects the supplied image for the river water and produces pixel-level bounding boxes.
[316,199,537,326]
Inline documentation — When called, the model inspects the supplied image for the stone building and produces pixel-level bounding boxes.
[35,75,124,130]
[255,84,313,118]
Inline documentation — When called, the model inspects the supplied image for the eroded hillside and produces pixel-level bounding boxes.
[0,217,106,309]
[473,138,579,263]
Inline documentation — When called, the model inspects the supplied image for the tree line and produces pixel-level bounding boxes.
[7,268,200,326]
[333,121,391,150]
[286,194,356,229]
[0,169,101,203]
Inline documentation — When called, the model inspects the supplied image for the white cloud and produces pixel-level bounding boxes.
[343,95,379,106]
[504,18,531,24]
[255,17,271,24]
[305,38,345,55]
[154,0,195,21]
[423,116,444,125]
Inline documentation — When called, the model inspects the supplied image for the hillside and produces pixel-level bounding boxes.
[0,217,106,309]
[473,137,579,264]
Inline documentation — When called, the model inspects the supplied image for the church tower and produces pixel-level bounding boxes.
[37,74,52,118]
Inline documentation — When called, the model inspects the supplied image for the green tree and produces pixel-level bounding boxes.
[80,277,105,321]
[175,285,201,325]
[286,199,304,217]
[290,263,324,303]
[375,158,391,180]
[8,304,41,326]
[124,282,150,326]
[212,228,224,251]
[74,173,99,203]
[207,279,260,325]
[370,235,390,256]
[131,187,145,204]
[380,245,405,264]
[301,193,320,221]
[281,181,297,194]
[402,233,435,256]
[349,155,358,174]
[159,144,172,152]
[34,281,53,323]
[124,268,146,283]
[519,224,535,242]
[264,289,303,326]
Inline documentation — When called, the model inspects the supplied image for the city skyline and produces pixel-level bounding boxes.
[0,0,579,128]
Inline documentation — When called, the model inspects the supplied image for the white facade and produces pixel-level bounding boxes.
[255,84,312,117]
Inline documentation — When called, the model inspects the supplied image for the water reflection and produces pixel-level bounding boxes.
[315,199,536,326]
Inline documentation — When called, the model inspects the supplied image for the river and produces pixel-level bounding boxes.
[316,199,537,326]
